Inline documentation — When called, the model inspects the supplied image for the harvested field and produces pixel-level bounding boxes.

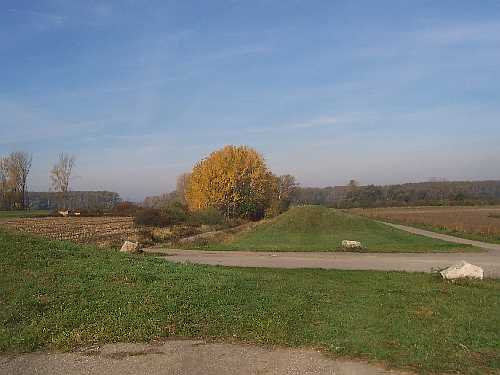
[351,206,500,244]
[0,216,140,248]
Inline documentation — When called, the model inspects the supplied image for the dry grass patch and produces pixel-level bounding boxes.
[351,206,500,244]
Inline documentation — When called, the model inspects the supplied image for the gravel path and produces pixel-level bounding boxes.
[0,340,414,375]
[145,224,500,278]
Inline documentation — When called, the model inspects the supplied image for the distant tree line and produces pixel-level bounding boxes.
[292,180,500,208]
[6,147,498,214]
[27,191,121,210]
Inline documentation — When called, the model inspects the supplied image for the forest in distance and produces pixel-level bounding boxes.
[144,179,500,211]
[292,180,500,208]
[3,180,499,211]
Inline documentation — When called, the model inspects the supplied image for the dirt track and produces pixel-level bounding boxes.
[0,340,414,375]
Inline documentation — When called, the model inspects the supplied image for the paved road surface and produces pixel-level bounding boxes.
[0,340,414,375]
[145,223,500,278]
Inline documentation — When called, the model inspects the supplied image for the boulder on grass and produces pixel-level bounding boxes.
[440,261,484,280]
[120,241,140,253]
[342,240,362,249]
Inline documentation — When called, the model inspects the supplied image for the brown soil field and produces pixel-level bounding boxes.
[0,216,141,248]
[350,206,500,243]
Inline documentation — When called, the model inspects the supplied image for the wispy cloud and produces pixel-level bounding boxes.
[242,116,339,134]
[91,3,114,18]
[347,21,500,64]
[8,9,67,31]
[0,100,102,145]
[290,116,339,129]
[415,22,500,45]
[200,45,274,63]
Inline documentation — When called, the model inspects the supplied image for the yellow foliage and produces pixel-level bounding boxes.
[185,145,275,218]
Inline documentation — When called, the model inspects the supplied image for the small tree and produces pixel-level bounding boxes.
[270,174,299,215]
[185,145,274,219]
[277,175,298,201]
[50,153,76,209]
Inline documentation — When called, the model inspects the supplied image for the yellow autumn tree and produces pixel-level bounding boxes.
[185,145,275,219]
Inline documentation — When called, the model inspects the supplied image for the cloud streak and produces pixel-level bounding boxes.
[241,116,339,134]
[2,2,499,200]
[7,8,67,31]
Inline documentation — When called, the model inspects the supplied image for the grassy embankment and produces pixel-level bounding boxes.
[188,206,476,252]
[1,229,499,374]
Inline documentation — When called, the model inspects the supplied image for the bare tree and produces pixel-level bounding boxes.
[50,153,76,209]
[277,174,298,201]
[0,156,16,208]
[348,179,360,188]
[0,152,32,209]
[10,152,32,209]
[176,173,191,203]
[0,157,7,209]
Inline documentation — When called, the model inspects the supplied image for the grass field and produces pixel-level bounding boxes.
[190,206,474,252]
[351,206,500,245]
[0,210,49,218]
[0,230,499,374]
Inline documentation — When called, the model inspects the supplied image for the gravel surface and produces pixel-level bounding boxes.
[0,340,415,375]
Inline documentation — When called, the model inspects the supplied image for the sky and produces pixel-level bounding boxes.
[1,0,499,201]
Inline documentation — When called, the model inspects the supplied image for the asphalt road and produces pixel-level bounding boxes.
[145,223,500,278]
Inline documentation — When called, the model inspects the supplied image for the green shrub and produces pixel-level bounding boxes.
[112,201,139,216]
[264,199,291,218]
[191,207,226,226]
[162,202,189,225]
[134,208,171,227]
[134,203,227,229]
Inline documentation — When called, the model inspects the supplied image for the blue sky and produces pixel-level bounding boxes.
[1,0,499,201]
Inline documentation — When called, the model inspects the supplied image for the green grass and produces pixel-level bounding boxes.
[193,206,475,252]
[0,210,50,218]
[1,230,499,374]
